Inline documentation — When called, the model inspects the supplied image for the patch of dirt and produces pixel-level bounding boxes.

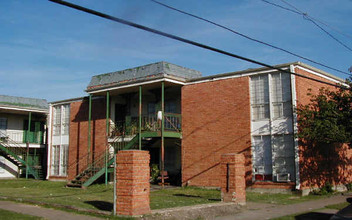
[141,202,244,220]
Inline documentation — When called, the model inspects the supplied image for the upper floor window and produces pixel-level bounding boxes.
[53,104,70,136]
[271,73,292,119]
[250,75,269,120]
[250,72,292,121]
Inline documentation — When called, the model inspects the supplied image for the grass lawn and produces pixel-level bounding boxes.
[0,179,220,212]
[0,208,44,220]
[325,202,349,210]
[246,191,331,205]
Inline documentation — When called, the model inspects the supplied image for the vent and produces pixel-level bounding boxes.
[276,173,290,182]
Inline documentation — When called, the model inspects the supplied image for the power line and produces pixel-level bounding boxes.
[261,0,300,15]
[150,0,351,76]
[48,0,347,89]
[263,0,352,52]
[278,0,352,40]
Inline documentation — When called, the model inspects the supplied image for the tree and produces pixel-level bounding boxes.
[296,81,352,188]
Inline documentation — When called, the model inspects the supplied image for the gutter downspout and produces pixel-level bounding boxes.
[290,65,301,190]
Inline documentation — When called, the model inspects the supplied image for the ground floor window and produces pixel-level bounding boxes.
[252,134,295,182]
[51,145,68,176]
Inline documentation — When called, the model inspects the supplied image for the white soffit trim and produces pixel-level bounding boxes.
[89,78,185,94]
[293,65,345,85]
[0,105,48,114]
[186,68,289,85]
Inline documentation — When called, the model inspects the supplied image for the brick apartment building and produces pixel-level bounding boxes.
[46,61,352,194]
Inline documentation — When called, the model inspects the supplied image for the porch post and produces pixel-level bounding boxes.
[105,91,110,185]
[88,94,92,166]
[26,112,32,179]
[139,86,142,150]
[161,81,165,188]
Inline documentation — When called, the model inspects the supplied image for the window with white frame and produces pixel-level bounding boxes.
[53,106,61,136]
[51,145,60,175]
[272,134,295,181]
[53,105,70,136]
[252,134,295,182]
[250,75,269,120]
[51,144,68,176]
[62,105,70,135]
[271,73,292,119]
[252,135,272,176]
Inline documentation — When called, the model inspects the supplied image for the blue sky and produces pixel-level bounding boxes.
[0,0,351,101]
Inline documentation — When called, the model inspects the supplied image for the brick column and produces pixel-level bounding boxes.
[116,150,150,216]
[220,153,246,205]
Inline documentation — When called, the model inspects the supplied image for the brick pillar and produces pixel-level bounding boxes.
[116,150,150,216]
[220,153,246,205]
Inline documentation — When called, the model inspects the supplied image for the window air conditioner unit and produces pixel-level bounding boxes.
[276,173,290,182]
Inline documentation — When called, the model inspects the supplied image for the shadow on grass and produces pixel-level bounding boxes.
[173,193,221,201]
[173,193,201,198]
[295,212,333,220]
[84,200,113,211]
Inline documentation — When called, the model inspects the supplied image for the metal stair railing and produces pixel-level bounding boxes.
[0,130,39,179]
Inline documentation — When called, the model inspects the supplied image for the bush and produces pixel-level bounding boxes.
[150,164,160,184]
[345,183,352,191]
[310,183,335,195]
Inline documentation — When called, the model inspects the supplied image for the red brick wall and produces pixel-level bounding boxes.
[294,66,352,189]
[68,97,107,180]
[181,77,252,187]
[220,153,246,204]
[116,150,150,216]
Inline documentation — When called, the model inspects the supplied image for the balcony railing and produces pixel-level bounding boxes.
[3,130,44,145]
[109,113,181,137]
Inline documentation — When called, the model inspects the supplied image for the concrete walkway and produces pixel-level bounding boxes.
[216,194,349,220]
[0,201,102,220]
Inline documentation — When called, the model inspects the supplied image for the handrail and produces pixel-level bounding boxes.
[109,113,181,138]
[0,130,39,179]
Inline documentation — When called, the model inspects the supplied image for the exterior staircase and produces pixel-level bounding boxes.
[0,131,40,179]
[66,134,140,188]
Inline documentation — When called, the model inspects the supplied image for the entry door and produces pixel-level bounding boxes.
[115,104,127,123]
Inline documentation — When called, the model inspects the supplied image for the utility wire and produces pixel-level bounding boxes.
[279,0,352,52]
[263,0,352,52]
[150,0,351,76]
[48,0,346,89]
[279,0,352,40]
[261,0,300,15]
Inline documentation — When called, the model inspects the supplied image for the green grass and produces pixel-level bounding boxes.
[0,208,44,220]
[246,192,330,205]
[325,202,349,210]
[150,187,220,209]
[0,179,220,212]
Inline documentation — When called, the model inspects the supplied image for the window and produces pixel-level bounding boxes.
[0,118,7,137]
[53,105,70,136]
[252,135,272,177]
[62,105,70,135]
[53,106,61,136]
[148,103,156,115]
[165,101,177,113]
[271,73,292,119]
[250,75,269,120]
[272,135,295,181]
[51,145,68,176]
[252,134,295,182]
[51,145,60,175]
